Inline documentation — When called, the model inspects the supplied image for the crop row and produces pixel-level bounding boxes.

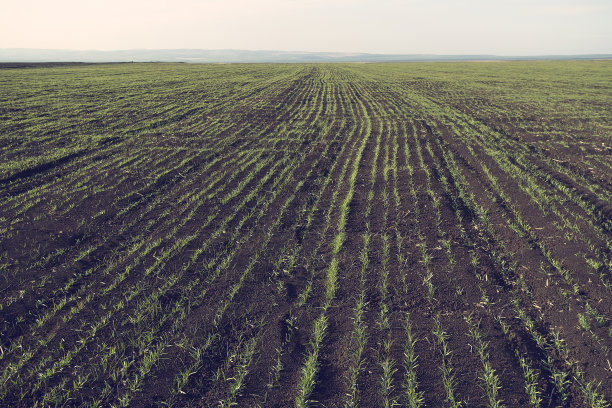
[0,61,610,407]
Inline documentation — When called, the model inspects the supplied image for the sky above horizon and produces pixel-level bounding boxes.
[1,0,611,55]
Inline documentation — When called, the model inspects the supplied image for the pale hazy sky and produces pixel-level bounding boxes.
[1,0,610,55]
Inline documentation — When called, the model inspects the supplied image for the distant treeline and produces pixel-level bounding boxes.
[1,48,611,63]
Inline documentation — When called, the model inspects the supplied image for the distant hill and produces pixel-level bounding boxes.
[1,48,610,63]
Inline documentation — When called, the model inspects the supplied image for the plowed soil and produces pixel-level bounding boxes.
[0,61,611,407]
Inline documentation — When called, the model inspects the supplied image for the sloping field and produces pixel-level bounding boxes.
[0,61,611,407]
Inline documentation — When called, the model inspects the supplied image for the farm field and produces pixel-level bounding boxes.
[0,61,611,407]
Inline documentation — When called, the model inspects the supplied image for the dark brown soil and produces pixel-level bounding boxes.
[1,61,610,407]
